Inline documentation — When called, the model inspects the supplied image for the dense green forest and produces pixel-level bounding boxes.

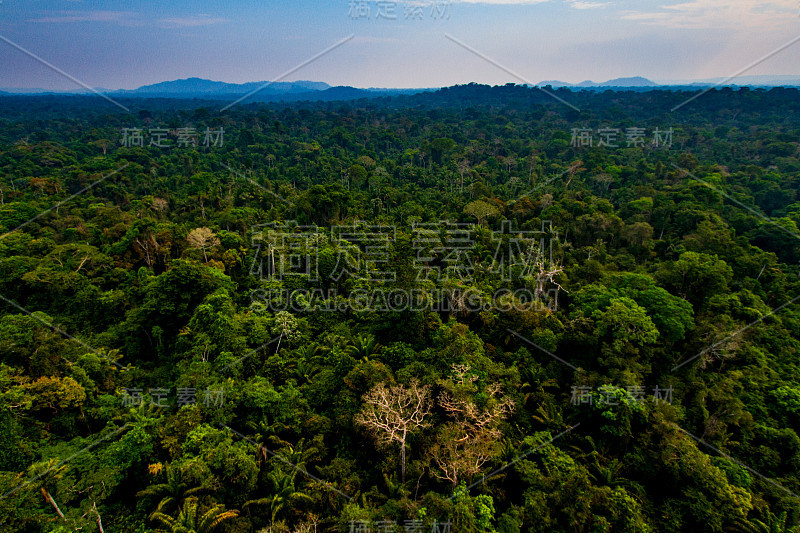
[2,84,800,532]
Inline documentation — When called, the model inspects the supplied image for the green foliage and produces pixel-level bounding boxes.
[3,88,800,532]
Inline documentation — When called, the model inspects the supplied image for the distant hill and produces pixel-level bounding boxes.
[97,78,431,103]
[539,76,658,87]
[598,76,658,87]
[537,80,573,88]
[114,77,331,96]
[656,75,800,87]
[7,73,800,101]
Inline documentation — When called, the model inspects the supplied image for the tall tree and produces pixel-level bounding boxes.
[187,227,220,262]
[431,365,514,487]
[355,379,432,482]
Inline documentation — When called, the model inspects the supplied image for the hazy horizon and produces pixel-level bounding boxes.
[6,73,800,94]
[1,0,799,91]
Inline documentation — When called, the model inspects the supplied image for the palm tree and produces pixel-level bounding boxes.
[531,402,563,429]
[294,344,321,360]
[149,496,238,533]
[293,356,323,385]
[245,418,293,457]
[273,438,319,472]
[345,334,381,361]
[285,344,322,384]
[732,510,790,533]
[137,464,208,514]
[244,469,312,524]
[587,457,641,498]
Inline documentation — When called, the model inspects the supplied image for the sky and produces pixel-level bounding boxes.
[0,0,799,90]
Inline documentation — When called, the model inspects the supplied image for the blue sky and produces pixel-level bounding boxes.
[1,0,799,90]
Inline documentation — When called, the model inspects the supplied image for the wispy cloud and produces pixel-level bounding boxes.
[157,15,227,28]
[449,0,606,6]
[449,0,551,4]
[29,11,226,28]
[622,0,796,29]
[29,10,140,25]
[567,0,607,8]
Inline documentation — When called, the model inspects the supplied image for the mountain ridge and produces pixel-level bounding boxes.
[116,77,331,95]
[538,76,658,87]
[6,74,800,98]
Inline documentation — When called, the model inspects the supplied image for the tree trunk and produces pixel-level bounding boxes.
[401,430,407,483]
[270,246,275,278]
[92,501,104,533]
[41,488,65,520]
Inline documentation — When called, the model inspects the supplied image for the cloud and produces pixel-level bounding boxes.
[443,0,551,4]
[442,0,607,8]
[156,15,227,28]
[621,0,797,29]
[29,11,140,25]
[566,0,607,8]
[454,0,546,3]
[29,11,226,28]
